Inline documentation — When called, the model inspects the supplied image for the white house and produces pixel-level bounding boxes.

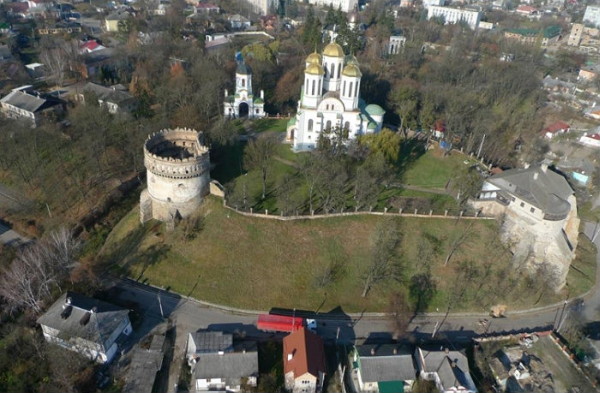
[414,347,477,393]
[542,121,570,139]
[0,86,64,127]
[223,57,265,119]
[284,327,326,393]
[470,164,580,291]
[187,331,258,392]
[427,6,481,29]
[286,42,384,151]
[228,14,251,30]
[353,344,416,392]
[37,292,132,364]
[77,82,137,114]
[580,133,600,148]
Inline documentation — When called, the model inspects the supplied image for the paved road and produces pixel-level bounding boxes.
[106,222,600,392]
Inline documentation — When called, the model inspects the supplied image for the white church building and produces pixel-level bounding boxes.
[224,57,266,119]
[286,42,385,151]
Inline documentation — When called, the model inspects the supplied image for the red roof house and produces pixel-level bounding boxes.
[516,5,538,15]
[283,328,326,393]
[542,121,570,139]
[79,40,106,54]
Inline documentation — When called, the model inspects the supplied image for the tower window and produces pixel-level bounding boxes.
[349,82,353,98]
[355,81,359,97]
[311,80,315,95]
[337,63,341,79]
[308,119,313,131]
[343,81,347,96]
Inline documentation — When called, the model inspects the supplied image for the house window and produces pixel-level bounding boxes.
[530,207,535,213]
[520,202,525,208]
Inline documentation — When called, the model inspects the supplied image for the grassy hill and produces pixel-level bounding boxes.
[99,197,591,313]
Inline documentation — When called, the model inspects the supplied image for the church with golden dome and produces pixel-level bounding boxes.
[286,42,385,151]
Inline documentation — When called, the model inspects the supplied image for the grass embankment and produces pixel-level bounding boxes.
[100,196,585,313]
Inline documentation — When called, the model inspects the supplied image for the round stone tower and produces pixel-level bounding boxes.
[140,127,210,224]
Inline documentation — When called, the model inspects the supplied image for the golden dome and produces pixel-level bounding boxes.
[323,42,345,58]
[342,64,362,78]
[306,52,322,65]
[306,63,325,75]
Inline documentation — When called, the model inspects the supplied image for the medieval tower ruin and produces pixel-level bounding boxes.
[140,128,210,223]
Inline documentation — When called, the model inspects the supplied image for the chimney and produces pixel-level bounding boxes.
[90,306,97,314]
[66,296,72,305]
[287,353,293,361]
[533,172,539,180]
[260,90,264,99]
[393,348,398,355]
[371,348,376,355]
[218,351,224,356]
[224,89,228,97]
[444,347,449,354]
[541,163,548,173]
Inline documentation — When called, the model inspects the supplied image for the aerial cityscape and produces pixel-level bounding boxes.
[1,0,600,391]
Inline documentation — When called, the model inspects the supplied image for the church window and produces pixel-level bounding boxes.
[242,78,245,87]
[311,80,316,95]
[343,81,346,96]
[344,121,350,130]
[354,81,359,97]
[337,63,342,79]
[349,82,353,98]
[323,63,328,77]
[326,120,332,130]
[318,79,322,93]
[330,63,334,78]
[308,119,313,131]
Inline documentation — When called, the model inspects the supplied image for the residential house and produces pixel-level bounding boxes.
[187,331,259,392]
[585,105,600,120]
[195,2,219,13]
[228,14,251,30]
[77,82,137,114]
[515,5,539,17]
[578,64,600,81]
[414,347,477,393]
[37,292,132,364]
[488,346,537,392]
[470,164,580,291]
[580,133,600,148]
[432,119,445,139]
[503,26,561,47]
[105,11,130,32]
[79,39,106,54]
[0,86,64,127]
[352,344,416,393]
[542,121,570,139]
[283,327,327,393]
[123,334,166,393]
[307,0,357,13]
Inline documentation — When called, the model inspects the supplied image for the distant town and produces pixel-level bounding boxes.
[2,0,600,391]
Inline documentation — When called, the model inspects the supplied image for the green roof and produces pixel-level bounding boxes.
[505,25,561,39]
[365,104,385,116]
[378,381,404,393]
[254,97,264,104]
[367,121,377,129]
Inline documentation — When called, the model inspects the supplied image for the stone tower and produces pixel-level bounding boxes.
[140,128,210,224]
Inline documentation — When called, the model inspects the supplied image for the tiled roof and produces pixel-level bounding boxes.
[283,327,326,378]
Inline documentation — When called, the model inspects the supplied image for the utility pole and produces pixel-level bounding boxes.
[431,321,440,339]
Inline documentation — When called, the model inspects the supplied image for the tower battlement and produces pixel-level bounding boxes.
[143,128,210,180]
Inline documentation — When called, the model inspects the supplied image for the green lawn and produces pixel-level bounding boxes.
[401,149,473,189]
[100,197,574,313]
[566,234,597,295]
[252,118,288,134]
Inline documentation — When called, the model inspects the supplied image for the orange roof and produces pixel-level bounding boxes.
[542,121,570,134]
[283,327,326,378]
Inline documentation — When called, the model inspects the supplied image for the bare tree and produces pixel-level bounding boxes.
[0,227,80,315]
[362,218,403,297]
[39,39,79,88]
[243,135,277,200]
[444,221,475,266]
[388,291,411,338]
